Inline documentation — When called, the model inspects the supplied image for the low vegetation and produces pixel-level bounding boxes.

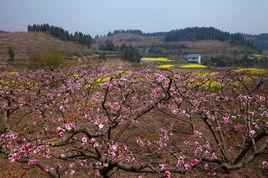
[28,49,65,69]
[180,64,208,69]
[235,67,268,74]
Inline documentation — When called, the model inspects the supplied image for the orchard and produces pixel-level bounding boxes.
[0,66,267,177]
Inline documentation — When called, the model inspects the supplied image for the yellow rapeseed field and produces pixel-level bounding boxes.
[141,57,172,62]
[158,64,174,69]
[180,64,208,69]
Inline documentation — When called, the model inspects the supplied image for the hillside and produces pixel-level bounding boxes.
[103,28,268,54]
[243,33,268,51]
[0,32,87,63]
[27,23,93,47]
[95,33,164,47]
[95,33,256,56]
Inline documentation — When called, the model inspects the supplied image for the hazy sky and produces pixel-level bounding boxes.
[0,0,268,36]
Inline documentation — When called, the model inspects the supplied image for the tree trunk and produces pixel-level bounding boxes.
[0,109,9,134]
[100,165,114,178]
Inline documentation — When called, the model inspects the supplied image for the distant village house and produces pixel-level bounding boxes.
[185,54,202,64]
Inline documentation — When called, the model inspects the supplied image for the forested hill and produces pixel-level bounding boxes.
[107,27,257,49]
[164,27,254,48]
[243,33,268,51]
[28,24,93,47]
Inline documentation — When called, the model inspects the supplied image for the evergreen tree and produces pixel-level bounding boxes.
[28,23,93,48]
[99,41,116,51]
[7,47,15,63]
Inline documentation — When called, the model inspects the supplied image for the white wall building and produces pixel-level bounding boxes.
[185,54,201,64]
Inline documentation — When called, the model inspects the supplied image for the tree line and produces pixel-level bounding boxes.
[98,40,141,62]
[107,29,144,36]
[106,27,258,49]
[164,27,255,48]
[28,23,93,48]
[107,29,167,37]
[202,55,268,67]
[243,33,268,51]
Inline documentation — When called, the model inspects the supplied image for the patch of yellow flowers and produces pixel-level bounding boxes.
[235,68,268,74]
[0,80,40,90]
[141,57,172,62]
[180,64,208,69]
[158,64,174,69]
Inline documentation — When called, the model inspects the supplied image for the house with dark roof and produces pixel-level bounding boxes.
[185,54,201,64]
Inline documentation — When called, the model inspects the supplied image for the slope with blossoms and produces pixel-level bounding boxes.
[0,65,267,178]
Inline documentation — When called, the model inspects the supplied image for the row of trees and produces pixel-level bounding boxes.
[98,40,142,62]
[148,43,188,56]
[98,40,117,51]
[107,29,167,37]
[107,29,144,36]
[165,27,255,48]
[28,24,93,48]
[202,55,268,67]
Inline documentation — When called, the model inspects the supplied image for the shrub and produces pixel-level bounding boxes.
[28,49,65,69]
[99,53,107,61]
[121,45,142,62]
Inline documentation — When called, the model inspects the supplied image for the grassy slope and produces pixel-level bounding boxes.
[0,32,87,62]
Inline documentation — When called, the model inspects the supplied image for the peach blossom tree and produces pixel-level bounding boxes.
[0,66,267,177]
